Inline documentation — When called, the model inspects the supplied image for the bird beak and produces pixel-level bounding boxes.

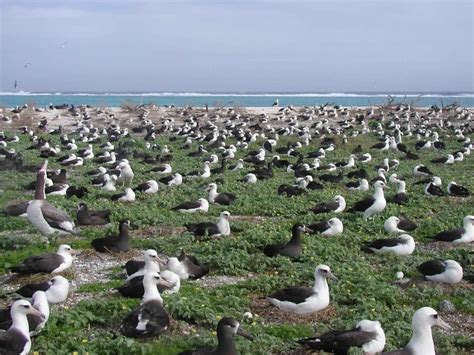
[328,271,338,281]
[156,255,168,265]
[237,326,254,341]
[303,225,313,233]
[158,278,175,288]
[40,160,48,172]
[436,317,452,331]
[28,306,45,321]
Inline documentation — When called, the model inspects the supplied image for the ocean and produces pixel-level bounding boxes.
[1,92,473,108]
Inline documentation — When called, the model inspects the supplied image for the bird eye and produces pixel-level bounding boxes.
[23,305,29,308]
[433,314,438,319]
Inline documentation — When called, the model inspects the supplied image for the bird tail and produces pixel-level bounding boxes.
[360,245,374,253]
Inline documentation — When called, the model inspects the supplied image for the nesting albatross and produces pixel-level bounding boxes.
[9,244,74,275]
[298,319,386,355]
[417,260,463,284]
[179,317,253,355]
[120,271,171,338]
[185,211,231,238]
[347,180,387,219]
[263,223,311,258]
[267,264,337,314]
[432,215,473,243]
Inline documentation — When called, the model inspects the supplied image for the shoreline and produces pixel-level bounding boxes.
[1,94,473,111]
[1,104,473,133]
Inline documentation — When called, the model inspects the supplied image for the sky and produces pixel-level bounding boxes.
[0,0,472,93]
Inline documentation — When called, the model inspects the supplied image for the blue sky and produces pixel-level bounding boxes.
[0,0,472,92]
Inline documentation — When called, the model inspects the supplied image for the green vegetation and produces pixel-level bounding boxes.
[0,112,472,354]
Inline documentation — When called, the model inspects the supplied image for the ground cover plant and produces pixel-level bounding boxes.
[0,103,472,354]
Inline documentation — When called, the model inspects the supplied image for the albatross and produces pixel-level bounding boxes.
[432,215,473,243]
[178,317,253,355]
[124,249,164,281]
[76,202,110,225]
[311,195,346,214]
[417,260,463,284]
[15,275,70,304]
[172,198,209,213]
[165,250,209,280]
[263,223,311,258]
[307,217,344,237]
[298,319,386,355]
[267,264,337,314]
[185,211,231,238]
[91,219,131,252]
[0,300,45,355]
[384,216,417,234]
[381,307,450,355]
[447,182,470,197]
[362,234,415,256]
[0,291,49,336]
[9,244,74,274]
[206,183,236,205]
[27,160,77,235]
[347,180,387,219]
[120,271,171,338]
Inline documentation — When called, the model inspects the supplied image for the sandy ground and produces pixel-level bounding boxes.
[3,103,469,134]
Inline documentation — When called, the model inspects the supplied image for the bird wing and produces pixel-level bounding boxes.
[120,300,170,338]
[392,193,408,204]
[308,221,330,233]
[136,182,151,191]
[40,201,74,227]
[158,175,173,184]
[215,193,235,205]
[21,253,64,273]
[0,328,28,353]
[433,228,465,242]
[298,328,376,354]
[263,241,286,257]
[181,255,209,279]
[398,217,417,231]
[117,277,144,298]
[124,260,145,276]
[186,222,219,236]
[364,237,401,250]
[316,200,339,213]
[16,281,51,297]
[270,286,315,303]
[417,260,446,276]
[350,197,375,212]
[173,201,201,210]
[90,209,110,219]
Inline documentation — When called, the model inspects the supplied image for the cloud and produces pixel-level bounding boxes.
[0,0,472,92]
